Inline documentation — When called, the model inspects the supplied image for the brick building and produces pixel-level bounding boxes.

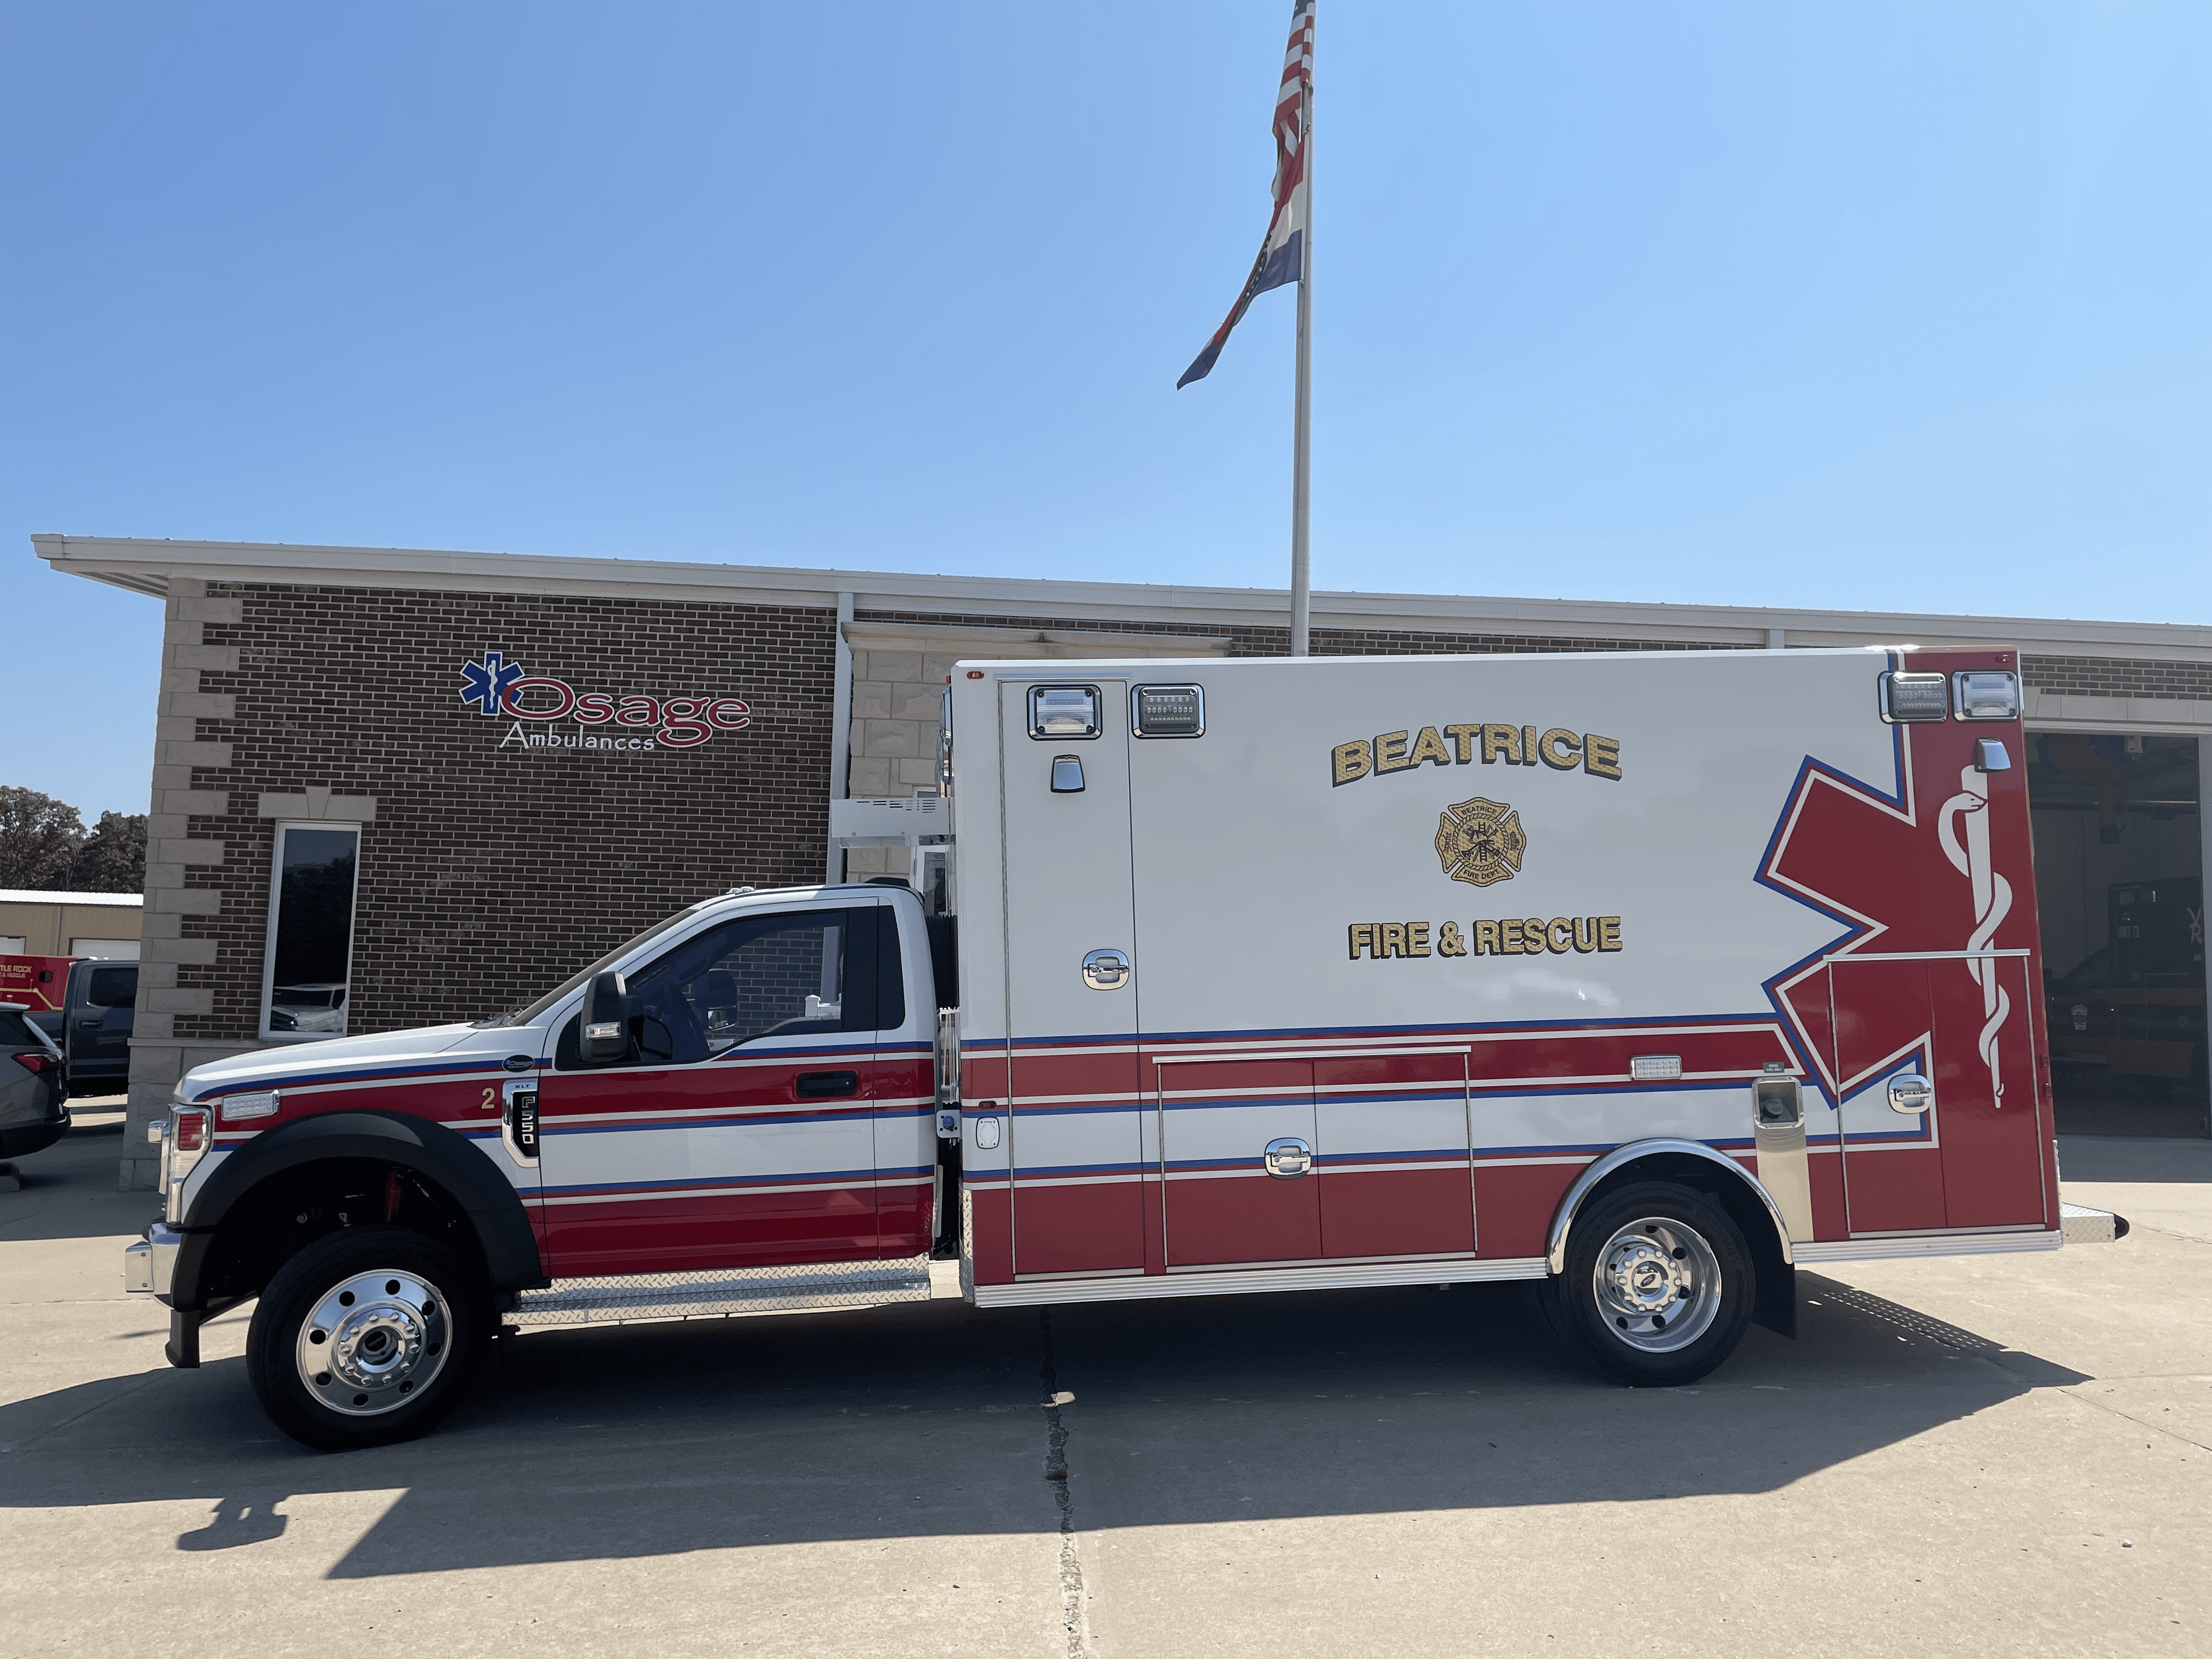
[33,532,2212,1182]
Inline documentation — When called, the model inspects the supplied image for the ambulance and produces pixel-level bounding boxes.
[127,646,2123,1449]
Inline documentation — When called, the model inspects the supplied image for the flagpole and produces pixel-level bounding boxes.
[1288,26,1313,658]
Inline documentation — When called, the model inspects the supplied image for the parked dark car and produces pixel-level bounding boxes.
[57,960,137,1097]
[0,1002,70,1158]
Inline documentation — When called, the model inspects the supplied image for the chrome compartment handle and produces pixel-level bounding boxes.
[1263,1137,1313,1179]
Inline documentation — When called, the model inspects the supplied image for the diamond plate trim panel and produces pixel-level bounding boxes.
[512,1256,933,1329]
[2059,1203,2125,1245]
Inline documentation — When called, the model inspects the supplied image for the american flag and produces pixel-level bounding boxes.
[1177,0,1315,389]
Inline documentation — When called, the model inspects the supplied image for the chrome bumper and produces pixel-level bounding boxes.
[2060,1203,2129,1244]
[123,1223,186,1297]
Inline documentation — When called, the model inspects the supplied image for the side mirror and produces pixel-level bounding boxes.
[582,970,633,1063]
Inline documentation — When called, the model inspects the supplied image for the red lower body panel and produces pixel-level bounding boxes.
[967,1186,1014,1283]
[1165,1171,1321,1267]
[1841,1144,1946,1235]
[1012,1179,1147,1276]
[1319,1167,1474,1258]
[545,1186,878,1279]
[1472,1162,1577,1261]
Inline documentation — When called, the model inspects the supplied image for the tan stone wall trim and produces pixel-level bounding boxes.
[2023,689,2212,733]
[256,788,379,821]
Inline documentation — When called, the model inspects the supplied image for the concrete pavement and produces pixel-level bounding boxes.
[2,1118,2205,1658]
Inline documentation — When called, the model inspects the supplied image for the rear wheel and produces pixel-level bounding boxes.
[1543,1180,1754,1386]
[246,1224,489,1451]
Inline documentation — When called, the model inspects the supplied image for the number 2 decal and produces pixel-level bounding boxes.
[482,1086,498,1111]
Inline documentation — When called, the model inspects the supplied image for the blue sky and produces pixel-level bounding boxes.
[4,2,2207,815]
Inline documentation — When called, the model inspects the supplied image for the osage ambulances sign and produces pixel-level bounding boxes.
[459,651,752,753]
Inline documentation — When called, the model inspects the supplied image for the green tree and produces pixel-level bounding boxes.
[71,811,148,894]
[0,787,84,890]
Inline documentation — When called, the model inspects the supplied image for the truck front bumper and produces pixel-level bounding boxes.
[123,1222,187,1299]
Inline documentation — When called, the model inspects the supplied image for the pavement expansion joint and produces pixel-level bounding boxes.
[1036,1310,1093,1658]
[2058,1386,2212,1454]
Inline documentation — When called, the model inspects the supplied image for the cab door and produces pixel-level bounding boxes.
[69,962,137,1088]
[535,902,894,1278]
[1000,678,1148,1277]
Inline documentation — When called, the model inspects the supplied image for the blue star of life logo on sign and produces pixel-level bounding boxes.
[459,650,526,716]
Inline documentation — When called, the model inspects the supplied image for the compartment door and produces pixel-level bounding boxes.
[1313,1049,1475,1260]
[1158,1058,1321,1267]
[1000,678,1147,1276]
[1924,951,2048,1229]
[1829,954,2046,1235]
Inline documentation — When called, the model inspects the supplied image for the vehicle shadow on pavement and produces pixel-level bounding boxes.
[0,1273,2088,1575]
[0,1119,162,1244]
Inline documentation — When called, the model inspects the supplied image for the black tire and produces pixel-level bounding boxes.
[246,1224,490,1451]
[1541,1180,1755,1386]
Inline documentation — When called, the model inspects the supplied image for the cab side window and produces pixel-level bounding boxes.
[84,965,138,1008]
[557,906,895,1069]
[679,911,852,1054]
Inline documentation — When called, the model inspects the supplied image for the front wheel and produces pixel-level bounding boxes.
[246,1225,490,1451]
[1542,1180,1754,1386]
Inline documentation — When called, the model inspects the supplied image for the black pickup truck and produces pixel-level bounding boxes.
[24,960,138,1097]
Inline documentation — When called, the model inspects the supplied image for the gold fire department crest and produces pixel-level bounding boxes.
[1434,796,1526,888]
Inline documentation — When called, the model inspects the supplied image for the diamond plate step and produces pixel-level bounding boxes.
[512,1255,934,1329]
[2059,1203,2128,1245]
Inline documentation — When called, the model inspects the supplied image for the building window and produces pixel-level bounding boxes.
[260,823,362,1042]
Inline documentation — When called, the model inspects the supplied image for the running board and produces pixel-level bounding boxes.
[511,1256,934,1330]
[1793,1229,2062,1264]
[969,1254,1549,1308]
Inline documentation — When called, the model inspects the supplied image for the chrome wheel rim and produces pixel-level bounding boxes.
[1592,1216,1722,1354]
[294,1269,450,1416]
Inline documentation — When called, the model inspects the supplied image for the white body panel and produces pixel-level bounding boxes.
[949,646,2061,1286]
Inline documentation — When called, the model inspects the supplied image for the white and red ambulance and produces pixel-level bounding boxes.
[128,646,2123,1449]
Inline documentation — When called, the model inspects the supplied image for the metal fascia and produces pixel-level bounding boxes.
[31,534,2212,659]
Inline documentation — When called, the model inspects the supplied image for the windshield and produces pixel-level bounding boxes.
[481,902,718,1028]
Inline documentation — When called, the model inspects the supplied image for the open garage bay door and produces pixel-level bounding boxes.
[2029,733,2210,1138]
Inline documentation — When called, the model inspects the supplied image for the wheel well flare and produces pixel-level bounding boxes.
[171,1110,546,1311]
[1547,1140,1793,1276]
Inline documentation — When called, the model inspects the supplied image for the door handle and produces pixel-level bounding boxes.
[1887,1073,1933,1115]
[797,1070,860,1098]
[1263,1137,1313,1178]
[77,1020,103,1029]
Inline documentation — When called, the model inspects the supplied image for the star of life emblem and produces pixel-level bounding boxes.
[1435,797,1526,888]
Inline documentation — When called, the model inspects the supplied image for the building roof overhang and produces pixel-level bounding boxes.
[31,532,2212,663]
